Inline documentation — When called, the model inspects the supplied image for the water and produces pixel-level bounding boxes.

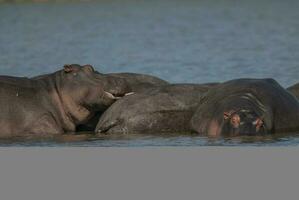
[0,133,299,147]
[0,0,298,146]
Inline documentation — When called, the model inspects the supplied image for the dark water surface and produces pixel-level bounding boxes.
[1,133,299,147]
[0,0,299,146]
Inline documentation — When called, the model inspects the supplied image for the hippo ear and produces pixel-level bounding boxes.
[83,64,95,73]
[253,118,263,131]
[63,64,73,73]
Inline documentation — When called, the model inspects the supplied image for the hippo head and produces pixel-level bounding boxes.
[220,108,267,136]
[210,95,273,136]
[192,93,273,137]
[58,64,131,113]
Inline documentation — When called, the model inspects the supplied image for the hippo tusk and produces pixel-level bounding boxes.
[104,91,135,100]
[125,92,134,96]
[104,91,119,100]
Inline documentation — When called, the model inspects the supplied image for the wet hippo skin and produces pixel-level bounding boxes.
[190,79,299,137]
[287,83,299,100]
[95,83,216,135]
[76,72,169,132]
[0,64,130,138]
[104,72,169,92]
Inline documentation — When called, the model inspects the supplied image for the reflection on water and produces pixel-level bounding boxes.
[0,133,299,147]
[0,0,299,146]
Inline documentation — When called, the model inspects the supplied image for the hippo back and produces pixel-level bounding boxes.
[95,83,215,134]
[105,72,169,92]
[287,83,299,100]
[0,75,34,87]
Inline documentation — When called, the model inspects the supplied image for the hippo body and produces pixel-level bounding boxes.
[0,75,34,87]
[95,84,215,135]
[76,72,169,132]
[0,64,130,138]
[105,72,169,92]
[190,79,299,137]
[287,83,299,100]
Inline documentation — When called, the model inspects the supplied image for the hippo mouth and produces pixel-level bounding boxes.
[104,91,134,100]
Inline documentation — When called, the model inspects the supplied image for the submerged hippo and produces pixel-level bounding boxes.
[287,83,299,100]
[76,72,169,131]
[95,83,216,135]
[0,64,130,138]
[190,79,299,137]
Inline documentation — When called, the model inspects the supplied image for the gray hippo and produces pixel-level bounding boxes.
[287,83,299,100]
[95,83,216,135]
[104,72,169,92]
[76,72,169,132]
[0,64,130,138]
[33,70,131,98]
[190,79,299,137]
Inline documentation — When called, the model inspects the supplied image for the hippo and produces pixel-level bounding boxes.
[190,78,299,137]
[76,72,169,132]
[287,83,299,100]
[95,83,217,135]
[104,72,169,92]
[34,70,132,98]
[0,64,131,138]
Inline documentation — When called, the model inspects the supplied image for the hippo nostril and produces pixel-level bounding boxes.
[230,114,240,128]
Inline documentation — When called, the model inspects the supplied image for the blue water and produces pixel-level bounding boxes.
[0,0,298,146]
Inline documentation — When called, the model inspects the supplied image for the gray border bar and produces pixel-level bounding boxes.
[0,147,298,200]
